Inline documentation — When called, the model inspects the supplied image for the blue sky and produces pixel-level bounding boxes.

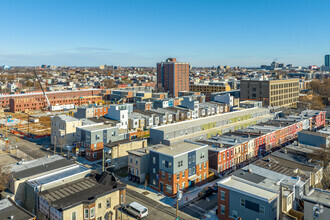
[0,0,329,67]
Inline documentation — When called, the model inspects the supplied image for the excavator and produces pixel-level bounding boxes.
[33,70,51,111]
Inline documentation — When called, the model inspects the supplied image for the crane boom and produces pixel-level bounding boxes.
[33,70,51,108]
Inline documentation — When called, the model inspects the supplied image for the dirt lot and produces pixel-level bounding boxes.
[2,112,51,136]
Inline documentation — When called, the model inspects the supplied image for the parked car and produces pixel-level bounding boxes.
[198,186,214,199]
[123,202,148,219]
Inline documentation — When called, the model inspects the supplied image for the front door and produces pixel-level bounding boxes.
[160,182,163,192]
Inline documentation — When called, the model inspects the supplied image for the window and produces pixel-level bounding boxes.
[166,184,172,194]
[153,168,156,174]
[192,167,195,174]
[84,208,89,219]
[162,171,165,179]
[204,173,206,179]
[200,152,205,159]
[189,168,191,176]
[260,205,265,215]
[90,207,95,218]
[98,203,101,208]
[169,174,172,181]
[189,157,191,164]
[193,155,195,162]
[199,164,202,171]
[204,162,206,169]
[232,210,238,218]
[221,205,225,215]
[129,156,132,163]
[153,157,156,164]
[121,194,124,203]
[135,158,138,165]
[240,199,245,207]
[177,173,180,181]
[182,171,185,178]
[106,198,111,208]
[219,154,221,162]
[93,152,97,158]
[182,182,185,189]
[162,160,165,167]
[169,162,172,168]
[221,191,225,200]
[223,153,225,160]
[136,169,139,176]
[71,211,77,220]
[178,160,183,167]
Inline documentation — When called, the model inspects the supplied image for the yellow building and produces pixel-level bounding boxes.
[38,172,126,220]
[189,83,231,94]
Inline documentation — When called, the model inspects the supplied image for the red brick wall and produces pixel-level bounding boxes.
[218,186,230,220]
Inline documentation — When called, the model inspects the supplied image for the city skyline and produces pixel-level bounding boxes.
[1,0,330,67]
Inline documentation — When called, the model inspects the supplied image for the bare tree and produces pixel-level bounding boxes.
[0,164,10,192]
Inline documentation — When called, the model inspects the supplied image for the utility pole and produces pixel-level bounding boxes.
[54,135,56,155]
[102,147,105,173]
[176,183,181,220]
[5,114,8,152]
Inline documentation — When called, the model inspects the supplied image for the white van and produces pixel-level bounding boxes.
[124,202,148,219]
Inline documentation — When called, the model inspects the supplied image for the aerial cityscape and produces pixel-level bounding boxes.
[0,1,329,220]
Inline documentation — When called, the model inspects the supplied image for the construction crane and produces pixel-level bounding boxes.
[33,70,51,110]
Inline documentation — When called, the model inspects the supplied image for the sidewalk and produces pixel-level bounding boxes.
[120,176,220,208]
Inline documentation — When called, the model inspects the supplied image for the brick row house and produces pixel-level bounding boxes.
[207,110,326,175]
[1,89,101,108]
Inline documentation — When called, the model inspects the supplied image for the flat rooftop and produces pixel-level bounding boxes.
[27,165,90,187]
[149,141,207,157]
[304,188,330,207]
[298,130,329,138]
[0,198,35,219]
[152,107,268,133]
[79,123,115,132]
[8,156,75,180]
[217,177,278,202]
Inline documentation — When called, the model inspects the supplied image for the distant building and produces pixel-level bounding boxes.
[157,58,189,97]
[325,54,330,67]
[240,79,300,107]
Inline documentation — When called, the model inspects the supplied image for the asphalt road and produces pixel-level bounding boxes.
[0,128,50,159]
[179,192,218,219]
[125,189,198,220]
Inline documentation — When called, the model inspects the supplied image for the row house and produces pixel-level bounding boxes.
[0,88,101,108]
[9,95,102,112]
[75,124,125,161]
[131,112,154,128]
[204,133,257,175]
[148,141,209,196]
[204,111,325,176]
[135,101,153,111]
[75,106,109,119]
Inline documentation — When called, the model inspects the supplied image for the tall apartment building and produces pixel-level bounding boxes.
[240,78,300,107]
[325,54,330,67]
[157,58,189,97]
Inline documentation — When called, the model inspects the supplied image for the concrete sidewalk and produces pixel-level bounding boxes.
[120,176,220,208]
